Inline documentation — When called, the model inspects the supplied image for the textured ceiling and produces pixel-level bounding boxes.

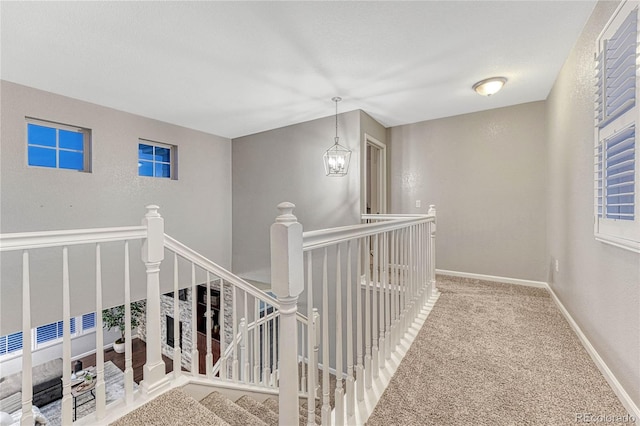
[1,1,596,139]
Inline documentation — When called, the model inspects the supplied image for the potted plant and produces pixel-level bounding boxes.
[102,302,145,353]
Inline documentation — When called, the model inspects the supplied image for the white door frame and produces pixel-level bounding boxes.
[362,134,387,215]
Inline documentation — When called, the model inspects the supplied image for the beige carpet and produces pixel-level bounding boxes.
[366,276,630,425]
[110,388,229,426]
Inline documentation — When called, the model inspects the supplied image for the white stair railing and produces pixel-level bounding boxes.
[0,214,151,424]
[271,202,438,426]
[1,202,436,426]
[0,206,312,425]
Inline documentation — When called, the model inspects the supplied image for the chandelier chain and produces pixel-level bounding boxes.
[332,96,341,145]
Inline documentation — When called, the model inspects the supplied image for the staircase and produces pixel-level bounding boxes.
[112,387,326,426]
[0,202,437,425]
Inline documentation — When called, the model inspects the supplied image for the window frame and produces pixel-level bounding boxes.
[594,0,640,253]
[138,139,177,179]
[25,117,92,172]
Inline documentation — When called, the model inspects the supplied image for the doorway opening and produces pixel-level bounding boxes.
[363,134,387,215]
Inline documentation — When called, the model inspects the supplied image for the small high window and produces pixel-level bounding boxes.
[26,118,91,171]
[138,140,176,179]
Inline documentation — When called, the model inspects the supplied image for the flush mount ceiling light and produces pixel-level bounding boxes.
[472,77,507,96]
[323,97,352,177]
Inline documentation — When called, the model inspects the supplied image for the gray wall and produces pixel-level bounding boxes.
[388,101,548,282]
[232,110,361,283]
[546,0,640,407]
[0,81,233,334]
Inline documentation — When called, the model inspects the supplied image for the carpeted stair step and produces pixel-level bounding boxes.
[110,388,230,426]
[263,397,321,425]
[262,397,279,414]
[300,399,323,422]
[235,395,279,426]
[200,391,268,426]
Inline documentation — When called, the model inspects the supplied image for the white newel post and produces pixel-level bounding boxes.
[428,205,437,294]
[271,202,304,426]
[141,205,169,396]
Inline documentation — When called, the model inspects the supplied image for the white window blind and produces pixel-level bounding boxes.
[596,8,637,127]
[594,0,640,252]
[36,319,76,345]
[1,313,98,359]
[82,312,96,330]
[0,332,23,355]
[598,125,636,220]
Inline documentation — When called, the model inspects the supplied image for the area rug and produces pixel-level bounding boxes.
[366,276,631,425]
[39,361,136,425]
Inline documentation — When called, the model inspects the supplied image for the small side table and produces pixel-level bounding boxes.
[70,375,96,421]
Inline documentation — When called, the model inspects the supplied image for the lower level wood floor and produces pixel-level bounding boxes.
[75,338,175,384]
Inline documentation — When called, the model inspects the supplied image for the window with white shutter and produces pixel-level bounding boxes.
[1,312,99,359]
[594,0,640,252]
[0,332,23,356]
[35,318,76,346]
[82,312,96,331]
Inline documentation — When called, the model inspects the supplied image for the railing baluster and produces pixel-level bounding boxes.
[232,285,238,382]
[191,263,199,375]
[173,252,182,377]
[382,232,389,364]
[206,272,213,378]
[321,247,330,425]
[219,278,227,379]
[240,316,248,383]
[419,223,424,298]
[390,230,396,350]
[243,292,250,382]
[411,225,416,321]
[356,238,365,401]
[346,240,355,417]
[95,244,106,419]
[254,298,260,385]
[300,320,306,393]
[21,251,34,426]
[364,235,372,389]
[260,302,269,387]
[313,308,320,399]
[429,205,437,295]
[335,245,344,426]
[411,224,416,316]
[124,241,134,403]
[400,228,406,334]
[306,251,316,425]
[372,234,379,379]
[61,246,72,425]
[273,313,278,386]
[394,230,401,348]
[263,306,270,386]
[411,225,419,321]
[421,223,425,302]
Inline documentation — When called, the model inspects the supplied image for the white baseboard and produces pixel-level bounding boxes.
[546,285,640,420]
[435,269,547,288]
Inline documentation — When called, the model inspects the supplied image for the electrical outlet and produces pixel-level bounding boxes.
[555,259,559,273]
[415,200,421,208]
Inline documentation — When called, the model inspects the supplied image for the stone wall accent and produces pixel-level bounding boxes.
[137,280,234,372]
